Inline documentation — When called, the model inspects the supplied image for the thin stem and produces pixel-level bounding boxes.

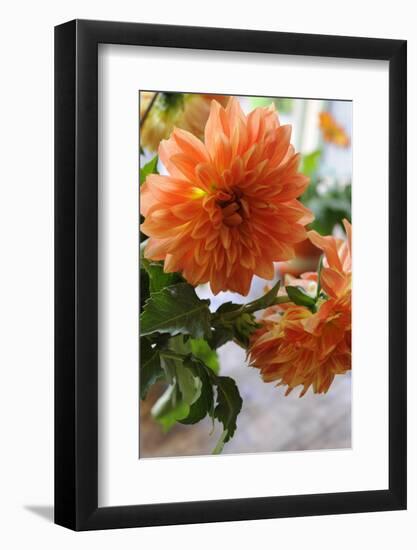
[140,92,159,131]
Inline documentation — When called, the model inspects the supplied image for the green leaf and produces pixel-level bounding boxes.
[151,385,190,432]
[189,338,219,374]
[180,357,214,425]
[211,299,262,349]
[215,302,243,315]
[152,353,202,431]
[140,155,158,185]
[140,268,150,313]
[209,326,235,349]
[140,283,211,339]
[175,360,202,406]
[142,259,184,294]
[286,285,317,311]
[316,255,324,299]
[244,280,281,313]
[140,338,164,399]
[213,376,242,444]
[153,351,243,450]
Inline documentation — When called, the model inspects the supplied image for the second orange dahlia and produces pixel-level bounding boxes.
[249,221,352,396]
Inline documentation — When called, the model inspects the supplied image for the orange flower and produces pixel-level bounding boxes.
[308,219,352,299]
[140,92,229,152]
[249,220,351,395]
[319,112,350,147]
[141,98,313,295]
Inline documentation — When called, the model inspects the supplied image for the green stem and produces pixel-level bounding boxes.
[212,295,292,325]
[244,295,291,315]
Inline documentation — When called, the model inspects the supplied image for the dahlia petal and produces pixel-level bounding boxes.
[254,259,275,280]
[144,237,170,260]
[141,213,188,239]
[190,216,212,239]
[220,226,231,249]
[170,201,202,221]
[308,230,344,272]
[268,125,292,167]
[277,201,315,225]
[145,174,196,205]
[274,174,310,201]
[183,261,209,286]
[194,240,210,266]
[164,252,183,273]
[226,97,247,132]
[204,100,225,157]
[214,133,232,172]
[140,182,153,217]
[320,268,347,298]
[158,137,184,179]
[224,213,243,227]
[172,128,209,163]
[231,268,252,296]
[195,162,218,191]
[247,108,266,146]
[170,153,198,182]
[204,232,219,251]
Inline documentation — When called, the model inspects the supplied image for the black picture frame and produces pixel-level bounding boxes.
[55,19,407,531]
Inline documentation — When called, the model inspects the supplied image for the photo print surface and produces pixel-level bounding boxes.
[139,92,352,458]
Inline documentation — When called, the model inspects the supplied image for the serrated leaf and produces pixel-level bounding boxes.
[142,259,184,294]
[286,285,317,310]
[140,155,158,185]
[140,283,211,339]
[140,338,164,399]
[213,376,242,444]
[153,351,243,449]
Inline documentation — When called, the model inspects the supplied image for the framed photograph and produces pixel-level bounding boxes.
[55,19,407,530]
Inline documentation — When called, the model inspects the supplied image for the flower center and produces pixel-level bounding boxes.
[215,189,247,227]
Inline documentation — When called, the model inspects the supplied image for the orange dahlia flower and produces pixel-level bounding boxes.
[319,112,350,147]
[249,220,351,396]
[140,92,229,152]
[141,98,313,295]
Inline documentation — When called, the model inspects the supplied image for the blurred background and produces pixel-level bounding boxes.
[140,94,352,458]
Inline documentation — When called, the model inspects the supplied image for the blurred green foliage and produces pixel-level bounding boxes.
[249,96,294,114]
[300,149,351,236]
